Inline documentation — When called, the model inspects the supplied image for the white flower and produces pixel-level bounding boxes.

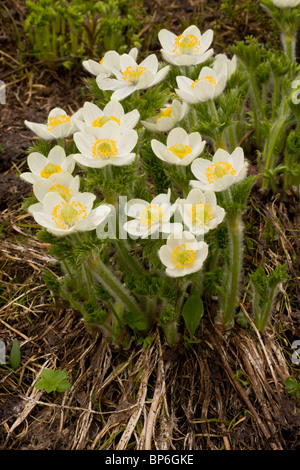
[158,231,209,278]
[83,48,138,77]
[178,189,225,236]
[20,145,75,184]
[25,107,83,141]
[96,53,170,101]
[151,127,206,166]
[213,54,237,79]
[73,121,138,168]
[32,171,80,202]
[28,191,111,236]
[190,147,248,192]
[158,25,214,66]
[271,0,300,7]
[74,101,140,133]
[141,99,189,133]
[123,189,181,239]
[175,65,227,104]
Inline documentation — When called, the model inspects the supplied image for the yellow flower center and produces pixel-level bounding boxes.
[206,161,236,184]
[47,114,71,131]
[190,202,213,227]
[92,115,121,127]
[171,243,196,269]
[191,75,217,89]
[51,200,87,230]
[168,143,192,160]
[48,183,72,201]
[156,106,172,121]
[40,162,62,179]
[122,65,146,85]
[173,34,201,55]
[140,204,165,227]
[92,138,118,161]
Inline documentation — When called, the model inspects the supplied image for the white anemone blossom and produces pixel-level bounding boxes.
[141,100,189,133]
[158,25,214,66]
[28,191,111,236]
[190,147,248,192]
[123,189,182,239]
[178,189,225,236]
[83,48,138,77]
[271,0,300,7]
[74,101,140,134]
[20,145,75,184]
[158,231,209,278]
[213,53,237,79]
[32,171,80,202]
[96,53,170,101]
[151,127,206,166]
[73,121,138,169]
[25,107,83,141]
[175,64,227,104]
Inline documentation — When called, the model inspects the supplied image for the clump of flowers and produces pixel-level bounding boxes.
[21,7,294,347]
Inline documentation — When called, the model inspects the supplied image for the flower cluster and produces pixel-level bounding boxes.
[21,23,248,281]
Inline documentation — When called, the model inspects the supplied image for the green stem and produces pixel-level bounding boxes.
[86,253,140,316]
[262,117,287,189]
[282,31,297,62]
[222,211,244,329]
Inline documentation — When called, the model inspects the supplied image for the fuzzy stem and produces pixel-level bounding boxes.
[86,253,140,316]
[281,31,297,62]
[222,210,244,329]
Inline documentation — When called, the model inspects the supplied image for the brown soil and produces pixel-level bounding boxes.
[0,0,299,451]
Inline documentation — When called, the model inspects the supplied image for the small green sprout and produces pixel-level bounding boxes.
[35,368,72,394]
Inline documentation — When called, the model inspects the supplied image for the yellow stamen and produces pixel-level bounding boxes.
[92,115,121,127]
[171,243,196,269]
[140,204,165,227]
[156,106,172,121]
[173,34,201,56]
[40,162,62,179]
[190,202,213,226]
[122,65,146,85]
[191,75,217,89]
[206,161,236,184]
[47,114,71,131]
[92,138,118,161]
[168,143,192,160]
[48,183,72,201]
[51,200,87,230]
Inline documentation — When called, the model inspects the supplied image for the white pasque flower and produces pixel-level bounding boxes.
[20,145,75,184]
[158,25,214,66]
[96,53,170,101]
[271,0,300,7]
[28,191,111,236]
[141,99,189,133]
[151,127,206,166]
[190,147,248,192]
[158,231,209,278]
[175,64,227,104]
[73,121,138,168]
[74,101,140,134]
[32,171,80,202]
[83,48,138,77]
[25,107,82,141]
[213,53,237,79]
[123,189,181,239]
[178,189,225,236]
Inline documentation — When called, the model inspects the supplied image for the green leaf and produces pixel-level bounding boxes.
[182,295,204,340]
[35,368,72,394]
[10,339,21,370]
